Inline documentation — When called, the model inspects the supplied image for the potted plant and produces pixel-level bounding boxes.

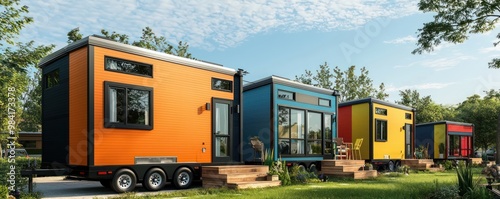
[438,143,445,159]
[363,163,373,170]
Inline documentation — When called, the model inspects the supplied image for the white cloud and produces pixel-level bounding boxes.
[384,35,416,44]
[386,82,456,92]
[479,46,500,53]
[20,0,420,50]
[422,56,475,71]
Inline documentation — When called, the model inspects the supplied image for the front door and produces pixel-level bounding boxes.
[405,124,412,159]
[212,99,232,163]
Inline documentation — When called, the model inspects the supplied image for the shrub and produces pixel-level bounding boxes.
[279,160,291,186]
[456,163,481,196]
[462,186,492,199]
[0,157,41,192]
[443,160,454,170]
[0,185,8,199]
[398,165,411,175]
[289,164,318,184]
[428,179,459,199]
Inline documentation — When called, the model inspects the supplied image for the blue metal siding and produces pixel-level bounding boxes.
[415,124,434,152]
[273,84,337,161]
[242,85,271,161]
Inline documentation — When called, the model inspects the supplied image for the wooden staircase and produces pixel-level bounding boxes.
[321,160,377,179]
[202,165,281,189]
[400,159,444,172]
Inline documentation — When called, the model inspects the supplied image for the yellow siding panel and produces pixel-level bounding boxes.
[92,47,234,166]
[372,103,413,160]
[69,47,88,166]
[351,103,370,160]
[434,124,446,159]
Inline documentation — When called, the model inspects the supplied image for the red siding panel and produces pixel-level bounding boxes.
[338,106,352,142]
[447,124,473,133]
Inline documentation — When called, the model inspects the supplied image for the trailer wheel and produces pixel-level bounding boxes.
[388,161,395,172]
[143,168,166,191]
[395,161,401,172]
[298,164,306,172]
[309,163,318,173]
[111,169,136,193]
[173,167,193,189]
[99,179,111,189]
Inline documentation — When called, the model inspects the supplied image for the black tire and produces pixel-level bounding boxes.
[298,164,306,172]
[111,169,136,193]
[99,179,111,189]
[173,167,193,189]
[143,168,166,191]
[309,163,318,173]
[388,161,395,172]
[395,161,401,172]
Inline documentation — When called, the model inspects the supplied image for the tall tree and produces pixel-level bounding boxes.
[0,0,32,46]
[18,70,42,132]
[67,27,193,58]
[455,91,500,151]
[296,63,388,102]
[396,89,456,123]
[0,1,55,155]
[413,0,500,68]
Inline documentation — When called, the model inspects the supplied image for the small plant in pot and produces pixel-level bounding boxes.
[439,143,445,159]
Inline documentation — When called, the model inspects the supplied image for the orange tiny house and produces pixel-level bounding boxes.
[338,97,416,171]
[40,36,244,192]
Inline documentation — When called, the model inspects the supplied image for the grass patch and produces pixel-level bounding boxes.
[107,168,490,199]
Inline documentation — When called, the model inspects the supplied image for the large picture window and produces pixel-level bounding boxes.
[375,119,387,141]
[307,112,322,155]
[324,114,333,155]
[278,107,305,155]
[105,57,153,77]
[105,82,153,130]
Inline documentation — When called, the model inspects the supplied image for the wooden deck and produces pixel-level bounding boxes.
[321,160,377,180]
[202,165,281,189]
[400,159,444,172]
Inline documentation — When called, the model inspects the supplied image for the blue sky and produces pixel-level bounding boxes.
[18,0,500,105]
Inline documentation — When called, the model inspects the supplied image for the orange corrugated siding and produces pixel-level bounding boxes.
[69,47,88,166]
[93,47,234,166]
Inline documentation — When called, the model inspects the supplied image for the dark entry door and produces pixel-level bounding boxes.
[213,99,232,163]
[405,124,413,159]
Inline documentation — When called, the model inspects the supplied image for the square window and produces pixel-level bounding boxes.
[44,69,60,89]
[105,82,153,130]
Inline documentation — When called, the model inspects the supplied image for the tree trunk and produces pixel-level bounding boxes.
[497,113,500,165]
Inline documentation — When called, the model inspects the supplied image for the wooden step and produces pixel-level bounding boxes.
[202,165,269,175]
[325,170,377,180]
[227,181,281,189]
[322,160,365,167]
[321,166,363,173]
[202,173,268,183]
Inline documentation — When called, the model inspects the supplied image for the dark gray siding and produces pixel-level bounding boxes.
[41,55,69,168]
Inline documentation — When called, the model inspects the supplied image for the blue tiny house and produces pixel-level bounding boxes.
[243,76,339,170]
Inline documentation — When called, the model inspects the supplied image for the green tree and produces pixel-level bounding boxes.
[396,89,456,123]
[455,91,500,151]
[0,0,32,46]
[18,70,42,132]
[67,27,193,58]
[0,1,54,154]
[296,63,388,102]
[413,0,500,68]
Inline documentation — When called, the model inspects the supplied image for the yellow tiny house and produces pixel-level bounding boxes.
[338,97,415,171]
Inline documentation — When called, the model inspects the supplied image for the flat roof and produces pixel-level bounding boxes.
[39,35,237,75]
[339,97,414,111]
[243,75,339,96]
[416,121,474,127]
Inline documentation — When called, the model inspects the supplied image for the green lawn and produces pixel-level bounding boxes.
[112,168,488,199]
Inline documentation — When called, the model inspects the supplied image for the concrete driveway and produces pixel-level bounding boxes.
[33,176,200,199]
